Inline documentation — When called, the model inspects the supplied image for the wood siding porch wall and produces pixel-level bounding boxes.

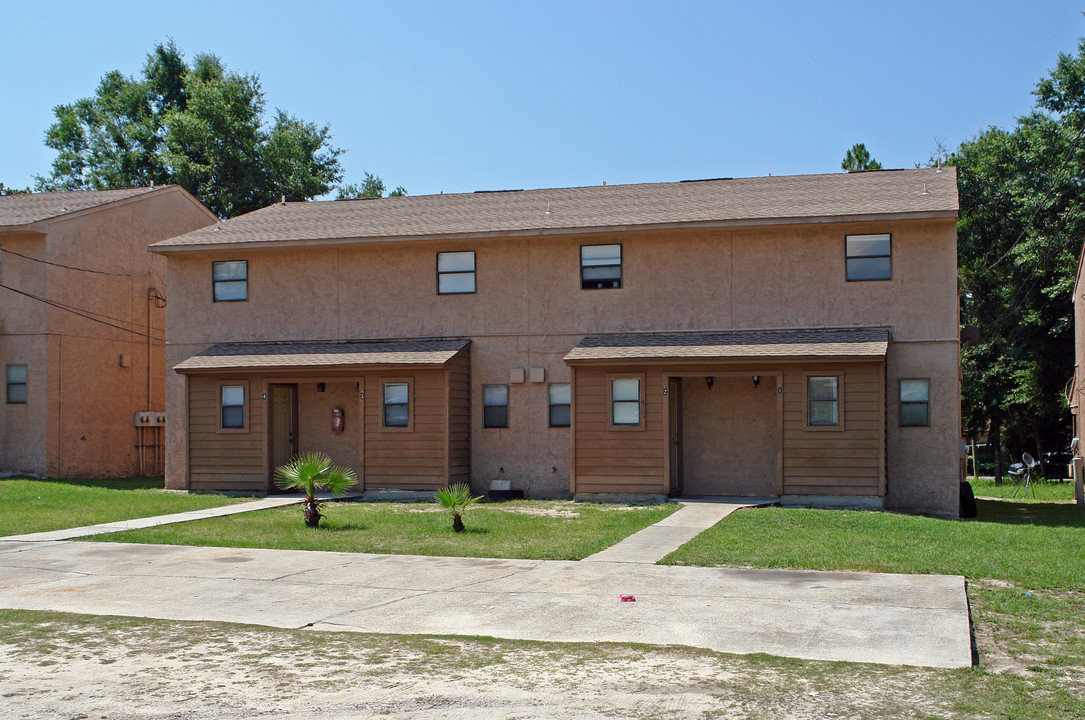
[188,373,267,493]
[571,360,885,497]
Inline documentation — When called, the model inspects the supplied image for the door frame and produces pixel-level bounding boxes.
[267,383,299,493]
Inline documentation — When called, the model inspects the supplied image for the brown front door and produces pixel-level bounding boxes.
[269,384,298,492]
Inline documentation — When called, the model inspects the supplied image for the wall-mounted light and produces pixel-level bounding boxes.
[753,375,761,389]
[317,382,326,393]
[706,376,715,390]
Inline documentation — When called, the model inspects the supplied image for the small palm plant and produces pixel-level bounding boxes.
[275,451,357,528]
[434,482,483,532]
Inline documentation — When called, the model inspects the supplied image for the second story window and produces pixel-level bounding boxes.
[6,364,27,404]
[437,251,476,294]
[581,244,622,289]
[213,260,248,302]
[845,234,891,281]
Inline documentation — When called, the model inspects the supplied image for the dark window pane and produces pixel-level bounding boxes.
[582,266,622,281]
[846,257,891,281]
[6,365,27,383]
[221,405,244,428]
[214,279,248,301]
[901,403,929,427]
[7,383,26,404]
[384,403,409,428]
[807,376,838,402]
[484,405,508,428]
[808,400,839,426]
[549,404,570,428]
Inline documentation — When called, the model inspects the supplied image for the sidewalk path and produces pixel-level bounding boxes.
[2,496,312,542]
[0,539,973,668]
[583,497,778,563]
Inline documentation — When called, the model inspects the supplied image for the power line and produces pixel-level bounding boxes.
[0,283,163,341]
[0,246,141,277]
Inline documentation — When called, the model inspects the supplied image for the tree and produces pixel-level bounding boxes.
[337,171,407,200]
[434,483,483,533]
[36,40,344,218]
[841,143,883,171]
[0,184,30,195]
[955,36,1085,478]
[275,451,357,528]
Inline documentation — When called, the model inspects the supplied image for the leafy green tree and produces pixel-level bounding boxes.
[36,40,344,218]
[955,37,1085,477]
[0,184,31,195]
[841,143,883,171]
[337,171,407,199]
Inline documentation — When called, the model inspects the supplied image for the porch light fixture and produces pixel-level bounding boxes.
[706,376,715,390]
[317,383,325,392]
[753,375,761,389]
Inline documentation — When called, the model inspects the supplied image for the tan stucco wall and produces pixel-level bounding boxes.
[162,216,959,511]
[0,189,215,478]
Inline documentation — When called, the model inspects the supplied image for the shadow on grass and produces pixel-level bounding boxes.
[2,477,165,491]
[969,499,1084,528]
[316,522,369,532]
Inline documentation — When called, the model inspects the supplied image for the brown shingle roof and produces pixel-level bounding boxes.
[0,187,162,227]
[152,168,957,250]
[174,338,469,373]
[564,329,889,363]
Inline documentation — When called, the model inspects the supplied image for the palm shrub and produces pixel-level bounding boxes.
[275,451,357,527]
[434,482,483,532]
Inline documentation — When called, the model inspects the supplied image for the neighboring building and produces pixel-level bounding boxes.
[1070,244,1085,504]
[0,187,217,477]
[152,168,961,515]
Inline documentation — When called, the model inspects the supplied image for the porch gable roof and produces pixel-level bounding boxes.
[174,338,469,373]
[564,328,889,364]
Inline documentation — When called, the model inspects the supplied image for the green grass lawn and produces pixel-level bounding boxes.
[0,477,252,536]
[968,475,1075,501]
[89,500,678,560]
[662,499,1085,718]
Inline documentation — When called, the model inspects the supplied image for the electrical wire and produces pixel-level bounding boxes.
[0,246,140,277]
[0,282,163,341]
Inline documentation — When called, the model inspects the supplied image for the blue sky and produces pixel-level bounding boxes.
[3,1,1084,197]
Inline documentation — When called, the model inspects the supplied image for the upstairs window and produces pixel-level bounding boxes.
[900,379,930,427]
[437,251,476,294]
[213,260,248,302]
[383,382,410,428]
[483,384,509,428]
[548,383,571,428]
[845,234,891,281]
[6,364,27,404]
[806,376,840,427]
[220,385,245,429]
[581,244,622,289]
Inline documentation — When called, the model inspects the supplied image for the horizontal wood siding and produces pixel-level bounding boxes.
[782,362,884,496]
[446,350,471,484]
[573,366,666,494]
[364,368,450,490]
[188,374,266,492]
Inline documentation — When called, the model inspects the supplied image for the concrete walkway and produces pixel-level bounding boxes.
[584,497,778,563]
[0,538,973,669]
[2,495,311,542]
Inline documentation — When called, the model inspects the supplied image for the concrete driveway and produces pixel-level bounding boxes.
[0,538,973,669]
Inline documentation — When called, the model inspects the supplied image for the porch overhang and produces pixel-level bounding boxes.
[564,328,889,365]
[174,338,470,374]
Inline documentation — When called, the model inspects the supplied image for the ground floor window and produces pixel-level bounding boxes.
[806,375,839,426]
[610,377,641,426]
[483,384,509,428]
[383,382,410,428]
[548,383,570,427]
[5,364,26,404]
[900,378,930,426]
[220,385,245,429]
